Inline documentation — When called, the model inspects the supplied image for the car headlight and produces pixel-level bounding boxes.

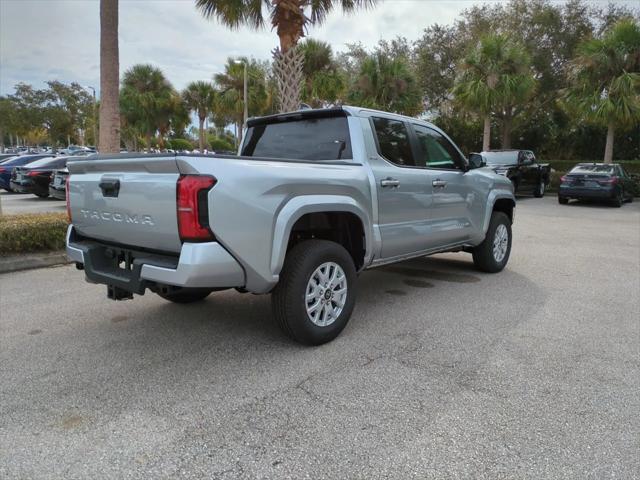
[495,169,508,176]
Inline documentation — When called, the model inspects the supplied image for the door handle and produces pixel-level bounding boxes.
[381,178,400,188]
[432,179,447,188]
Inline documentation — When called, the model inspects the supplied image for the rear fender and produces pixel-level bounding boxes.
[270,195,372,278]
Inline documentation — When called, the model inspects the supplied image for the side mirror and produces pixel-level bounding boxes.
[468,153,485,169]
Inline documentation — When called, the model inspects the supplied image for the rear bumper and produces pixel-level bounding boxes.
[49,186,66,200]
[10,180,48,196]
[66,226,245,294]
[559,185,616,199]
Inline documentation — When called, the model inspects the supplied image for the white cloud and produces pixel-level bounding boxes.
[0,0,465,95]
[1,0,637,96]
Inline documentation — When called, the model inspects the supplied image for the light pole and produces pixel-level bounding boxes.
[85,86,98,149]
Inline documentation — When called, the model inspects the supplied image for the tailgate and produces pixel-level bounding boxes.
[68,156,183,253]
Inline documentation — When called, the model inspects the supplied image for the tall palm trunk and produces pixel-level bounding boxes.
[99,0,120,153]
[501,111,512,149]
[604,123,614,164]
[271,0,305,113]
[198,116,205,152]
[482,115,491,151]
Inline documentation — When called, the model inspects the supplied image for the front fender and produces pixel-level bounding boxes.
[270,195,373,278]
[482,190,516,235]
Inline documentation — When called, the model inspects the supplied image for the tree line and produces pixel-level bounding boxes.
[1,0,638,161]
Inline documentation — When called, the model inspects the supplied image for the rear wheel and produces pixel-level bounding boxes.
[558,196,569,205]
[612,189,624,208]
[534,179,546,198]
[272,240,356,345]
[472,211,512,273]
[34,192,49,198]
[156,287,212,303]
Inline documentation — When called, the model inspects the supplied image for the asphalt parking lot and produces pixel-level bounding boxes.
[1,190,66,214]
[1,197,638,479]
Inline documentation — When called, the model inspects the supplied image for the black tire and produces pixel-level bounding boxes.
[612,189,623,208]
[472,211,512,273]
[558,196,569,205]
[533,179,546,198]
[34,192,49,198]
[156,287,212,303]
[272,239,357,345]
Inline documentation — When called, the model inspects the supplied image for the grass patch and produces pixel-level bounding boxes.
[0,213,68,255]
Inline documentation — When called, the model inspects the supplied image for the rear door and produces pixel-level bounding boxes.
[367,116,435,259]
[410,124,473,246]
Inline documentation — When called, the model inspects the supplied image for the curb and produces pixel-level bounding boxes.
[0,251,72,274]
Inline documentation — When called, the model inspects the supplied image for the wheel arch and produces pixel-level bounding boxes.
[270,196,372,277]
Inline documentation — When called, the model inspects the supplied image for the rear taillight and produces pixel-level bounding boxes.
[65,175,71,222]
[0,167,5,173]
[560,176,567,182]
[176,175,216,242]
[27,170,47,177]
[599,176,618,185]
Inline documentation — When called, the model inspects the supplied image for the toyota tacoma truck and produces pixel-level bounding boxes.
[473,149,550,197]
[66,106,515,345]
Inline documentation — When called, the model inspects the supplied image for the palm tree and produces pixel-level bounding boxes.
[214,58,269,144]
[300,39,345,107]
[195,0,375,113]
[99,0,120,153]
[120,64,176,149]
[453,34,536,150]
[348,51,422,116]
[183,81,217,151]
[563,19,640,163]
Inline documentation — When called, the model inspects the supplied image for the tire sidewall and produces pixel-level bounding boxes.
[476,212,512,272]
[279,241,357,345]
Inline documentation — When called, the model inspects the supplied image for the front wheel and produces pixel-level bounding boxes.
[34,192,49,198]
[534,179,546,198]
[472,211,512,273]
[156,287,212,303]
[272,240,356,345]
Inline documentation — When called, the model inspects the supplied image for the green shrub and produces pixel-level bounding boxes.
[168,138,194,151]
[0,213,68,254]
[207,135,236,153]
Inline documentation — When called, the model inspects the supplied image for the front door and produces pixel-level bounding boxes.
[411,124,473,247]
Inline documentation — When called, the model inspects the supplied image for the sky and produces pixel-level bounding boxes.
[0,0,636,97]
[0,0,493,96]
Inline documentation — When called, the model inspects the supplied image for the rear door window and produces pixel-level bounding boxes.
[241,116,352,160]
[371,117,415,167]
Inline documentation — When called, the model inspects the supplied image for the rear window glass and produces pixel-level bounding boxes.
[372,117,414,167]
[1,155,48,166]
[24,157,63,169]
[570,165,614,174]
[241,116,352,161]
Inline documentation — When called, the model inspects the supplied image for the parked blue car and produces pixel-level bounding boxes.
[0,154,54,191]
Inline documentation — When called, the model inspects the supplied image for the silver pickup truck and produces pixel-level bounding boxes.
[66,106,515,345]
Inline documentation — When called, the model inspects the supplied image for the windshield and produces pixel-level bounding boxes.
[570,165,615,175]
[483,151,519,165]
[241,115,352,161]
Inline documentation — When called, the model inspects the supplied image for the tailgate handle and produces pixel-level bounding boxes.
[99,178,120,197]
